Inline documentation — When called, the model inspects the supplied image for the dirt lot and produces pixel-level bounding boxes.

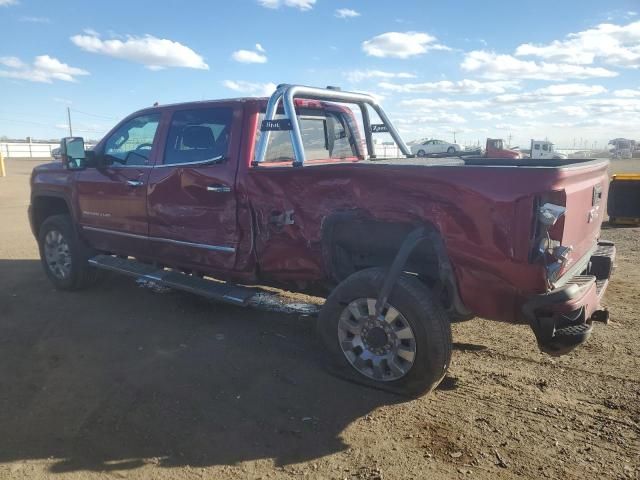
[0,158,638,480]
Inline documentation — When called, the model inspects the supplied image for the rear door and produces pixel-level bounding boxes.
[76,112,161,257]
[146,104,241,272]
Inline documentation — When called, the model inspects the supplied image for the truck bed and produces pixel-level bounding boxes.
[357,157,608,169]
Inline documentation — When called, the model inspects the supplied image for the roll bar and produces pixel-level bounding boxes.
[253,84,412,166]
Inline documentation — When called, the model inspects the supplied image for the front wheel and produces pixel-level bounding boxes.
[447,146,455,154]
[318,268,452,397]
[38,214,101,290]
[416,149,426,157]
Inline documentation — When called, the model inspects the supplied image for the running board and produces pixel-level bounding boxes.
[88,254,256,306]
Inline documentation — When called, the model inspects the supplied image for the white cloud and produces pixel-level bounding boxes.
[345,69,416,82]
[19,16,51,23]
[71,31,208,70]
[258,0,315,10]
[473,111,503,121]
[379,79,520,94]
[400,98,488,110]
[461,50,618,80]
[557,106,589,117]
[362,32,450,59]
[0,0,18,6]
[232,48,267,64]
[223,80,277,97]
[0,55,89,83]
[515,21,640,68]
[535,83,607,96]
[335,8,360,19]
[0,56,25,68]
[583,97,640,114]
[395,112,467,126]
[492,83,606,104]
[255,43,265,53]
[613,88,640,97]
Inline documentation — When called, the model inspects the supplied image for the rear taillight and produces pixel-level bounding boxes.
[531,192,573,290]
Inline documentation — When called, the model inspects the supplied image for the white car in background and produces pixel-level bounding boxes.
[411,139,462,156]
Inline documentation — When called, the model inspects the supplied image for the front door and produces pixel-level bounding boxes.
[76,112,161,257]
[146,104,240,273]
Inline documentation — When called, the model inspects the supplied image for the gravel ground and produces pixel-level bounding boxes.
[0,158,638,480]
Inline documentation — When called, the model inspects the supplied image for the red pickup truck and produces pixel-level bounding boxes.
[29,85,615,396]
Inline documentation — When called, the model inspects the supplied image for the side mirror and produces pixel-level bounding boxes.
[61,137,86,170]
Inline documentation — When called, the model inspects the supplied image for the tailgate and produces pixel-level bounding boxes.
[557,161,609,272]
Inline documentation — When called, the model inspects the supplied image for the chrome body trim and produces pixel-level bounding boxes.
[82,226,236,253]
[207,185,232,193]
[155,156,225,168]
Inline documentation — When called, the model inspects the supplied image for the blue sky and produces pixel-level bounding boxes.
[1,0,639,148]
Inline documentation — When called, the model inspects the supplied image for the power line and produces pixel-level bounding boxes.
[69,108,119,120]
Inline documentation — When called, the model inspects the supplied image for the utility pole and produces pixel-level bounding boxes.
[67,107,73,137]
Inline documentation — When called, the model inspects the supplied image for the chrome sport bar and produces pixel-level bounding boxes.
[254,84,412,166]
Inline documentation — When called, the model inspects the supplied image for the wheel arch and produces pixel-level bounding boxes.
[320,211,471,319]
[30,193,72,237]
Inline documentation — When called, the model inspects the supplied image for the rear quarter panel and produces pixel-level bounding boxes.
[243,159,609,323]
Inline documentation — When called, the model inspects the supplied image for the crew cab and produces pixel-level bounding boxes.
[29,85,615,396]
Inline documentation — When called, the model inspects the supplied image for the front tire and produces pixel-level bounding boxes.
[318,268,452,397]
[416,149,426,157]
[38,214,101,290]
[447,147,455,154]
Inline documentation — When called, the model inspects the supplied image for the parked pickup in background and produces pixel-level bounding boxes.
[29,84,615,396]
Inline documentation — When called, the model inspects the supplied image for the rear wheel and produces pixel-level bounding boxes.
[318,267,452,397]
[38,214,101,290]
[447,146,455,154]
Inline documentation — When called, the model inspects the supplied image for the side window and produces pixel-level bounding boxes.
[164,107,233,165]
[542,144,548,151]
[104,114,160,166]
[534,144,540,150]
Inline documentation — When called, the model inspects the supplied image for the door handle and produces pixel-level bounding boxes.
[126,180,144,187]
[207,184,231,193]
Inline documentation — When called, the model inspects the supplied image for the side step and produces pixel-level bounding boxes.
[88,254,256,306]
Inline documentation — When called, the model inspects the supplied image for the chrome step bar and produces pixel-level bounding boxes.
[88,254,256,306]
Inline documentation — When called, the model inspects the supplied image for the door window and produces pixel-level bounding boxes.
[104,114,160,166]
[542,144,549,151]
[164,108,233,165]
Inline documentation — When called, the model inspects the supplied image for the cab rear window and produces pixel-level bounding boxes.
[255,109,358,164]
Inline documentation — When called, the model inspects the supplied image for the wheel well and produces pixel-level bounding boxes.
[322,214,440,283]
[32,196,70,236]
[321,213,471,319]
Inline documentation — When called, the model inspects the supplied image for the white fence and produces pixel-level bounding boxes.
[0,142,58,158]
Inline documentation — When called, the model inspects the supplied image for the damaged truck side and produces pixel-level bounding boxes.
[29,85,615,396]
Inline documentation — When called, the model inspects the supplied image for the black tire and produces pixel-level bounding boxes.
[38,214,101,290]
[318,267,452,397]
[447,146,455,154]
[417,149,426,157]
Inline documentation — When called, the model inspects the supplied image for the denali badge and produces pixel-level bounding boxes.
[83,211,111,217]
